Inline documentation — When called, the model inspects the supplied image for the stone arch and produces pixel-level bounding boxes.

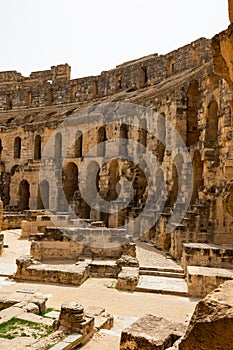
[74,130,83,158]
[187,80,200,147]
[192,150,204,203]
[97,126,106,156]
[38,180,50,209]
[14,137,21,159]
[18,179,30,211]
[62,162,79,204]
[34,135,42,160]
[54,132,62,159]
[205,100,218,144]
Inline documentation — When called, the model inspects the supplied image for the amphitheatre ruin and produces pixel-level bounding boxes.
[0,1,233,349]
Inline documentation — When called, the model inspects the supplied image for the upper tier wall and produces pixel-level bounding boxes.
[0,38,211,110]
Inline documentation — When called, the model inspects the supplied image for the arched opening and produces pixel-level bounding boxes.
[92,80,99,98]
[140,67,148,87]
[192,151,204,203]
[34,135,41,160]
[205,100,218,144]
[14,137,21,159]
[187,80,200,147]
[38,180,50,209]
[139,118,147,151]
[18,180,30,211]
[74,130,83,158]
[54,132,62,159]
[97,126,106,156]
[171,154,184,206]
[157,113,166,162]
[115,74,122,91]
[62,162,79,205]
[11,164,20,176]
[119,123,128,155]
[168,56,175,75]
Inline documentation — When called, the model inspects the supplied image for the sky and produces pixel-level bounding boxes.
[0,0,229,79]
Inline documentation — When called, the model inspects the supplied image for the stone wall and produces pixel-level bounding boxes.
[30,227,136,261]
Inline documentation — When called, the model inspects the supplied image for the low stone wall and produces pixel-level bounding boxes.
[116,267,139,291]
[14,256,90,286]
[187,266,233,297]
[2,213,26,230]
[30,227,136,261]
[181,243,233,272]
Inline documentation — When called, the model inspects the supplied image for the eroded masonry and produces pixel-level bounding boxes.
[0,13,232,299]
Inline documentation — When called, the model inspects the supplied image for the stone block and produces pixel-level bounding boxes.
[120,314,186,350]
[178,280,233,349]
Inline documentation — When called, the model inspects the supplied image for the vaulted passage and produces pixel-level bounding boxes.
[34,135,42,160]
[62,162,79,204]
[187,80,200,147]
[38,180,50,209]
[14,137,21,159]
[171,154,184,206]
[97,127,106,156]
[192,150,204,203]
[205,100,218,144]
[18,179,30,211]
[74,130,83,157]
[119,123,128,156]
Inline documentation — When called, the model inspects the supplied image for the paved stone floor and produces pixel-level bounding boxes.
[137,275,188,296]
[136,241,181,268]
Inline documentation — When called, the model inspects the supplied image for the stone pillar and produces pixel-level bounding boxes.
[58,301,94,342]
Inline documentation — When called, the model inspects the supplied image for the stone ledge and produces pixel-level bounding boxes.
[116,267,139,291]
[187,265,233,297]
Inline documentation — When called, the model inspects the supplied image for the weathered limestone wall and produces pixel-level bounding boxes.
[187,265,233,297]
[30,227,136,261]
[0,39,211,110]
[181,243,233,271]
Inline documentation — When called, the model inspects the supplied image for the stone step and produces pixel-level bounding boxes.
[139,270,184,279]
[139,266,184,274]
[135,275,189,297]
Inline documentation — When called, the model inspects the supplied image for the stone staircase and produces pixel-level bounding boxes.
[136,265,188,297]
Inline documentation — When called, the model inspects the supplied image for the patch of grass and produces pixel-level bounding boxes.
[0,317,54,340]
